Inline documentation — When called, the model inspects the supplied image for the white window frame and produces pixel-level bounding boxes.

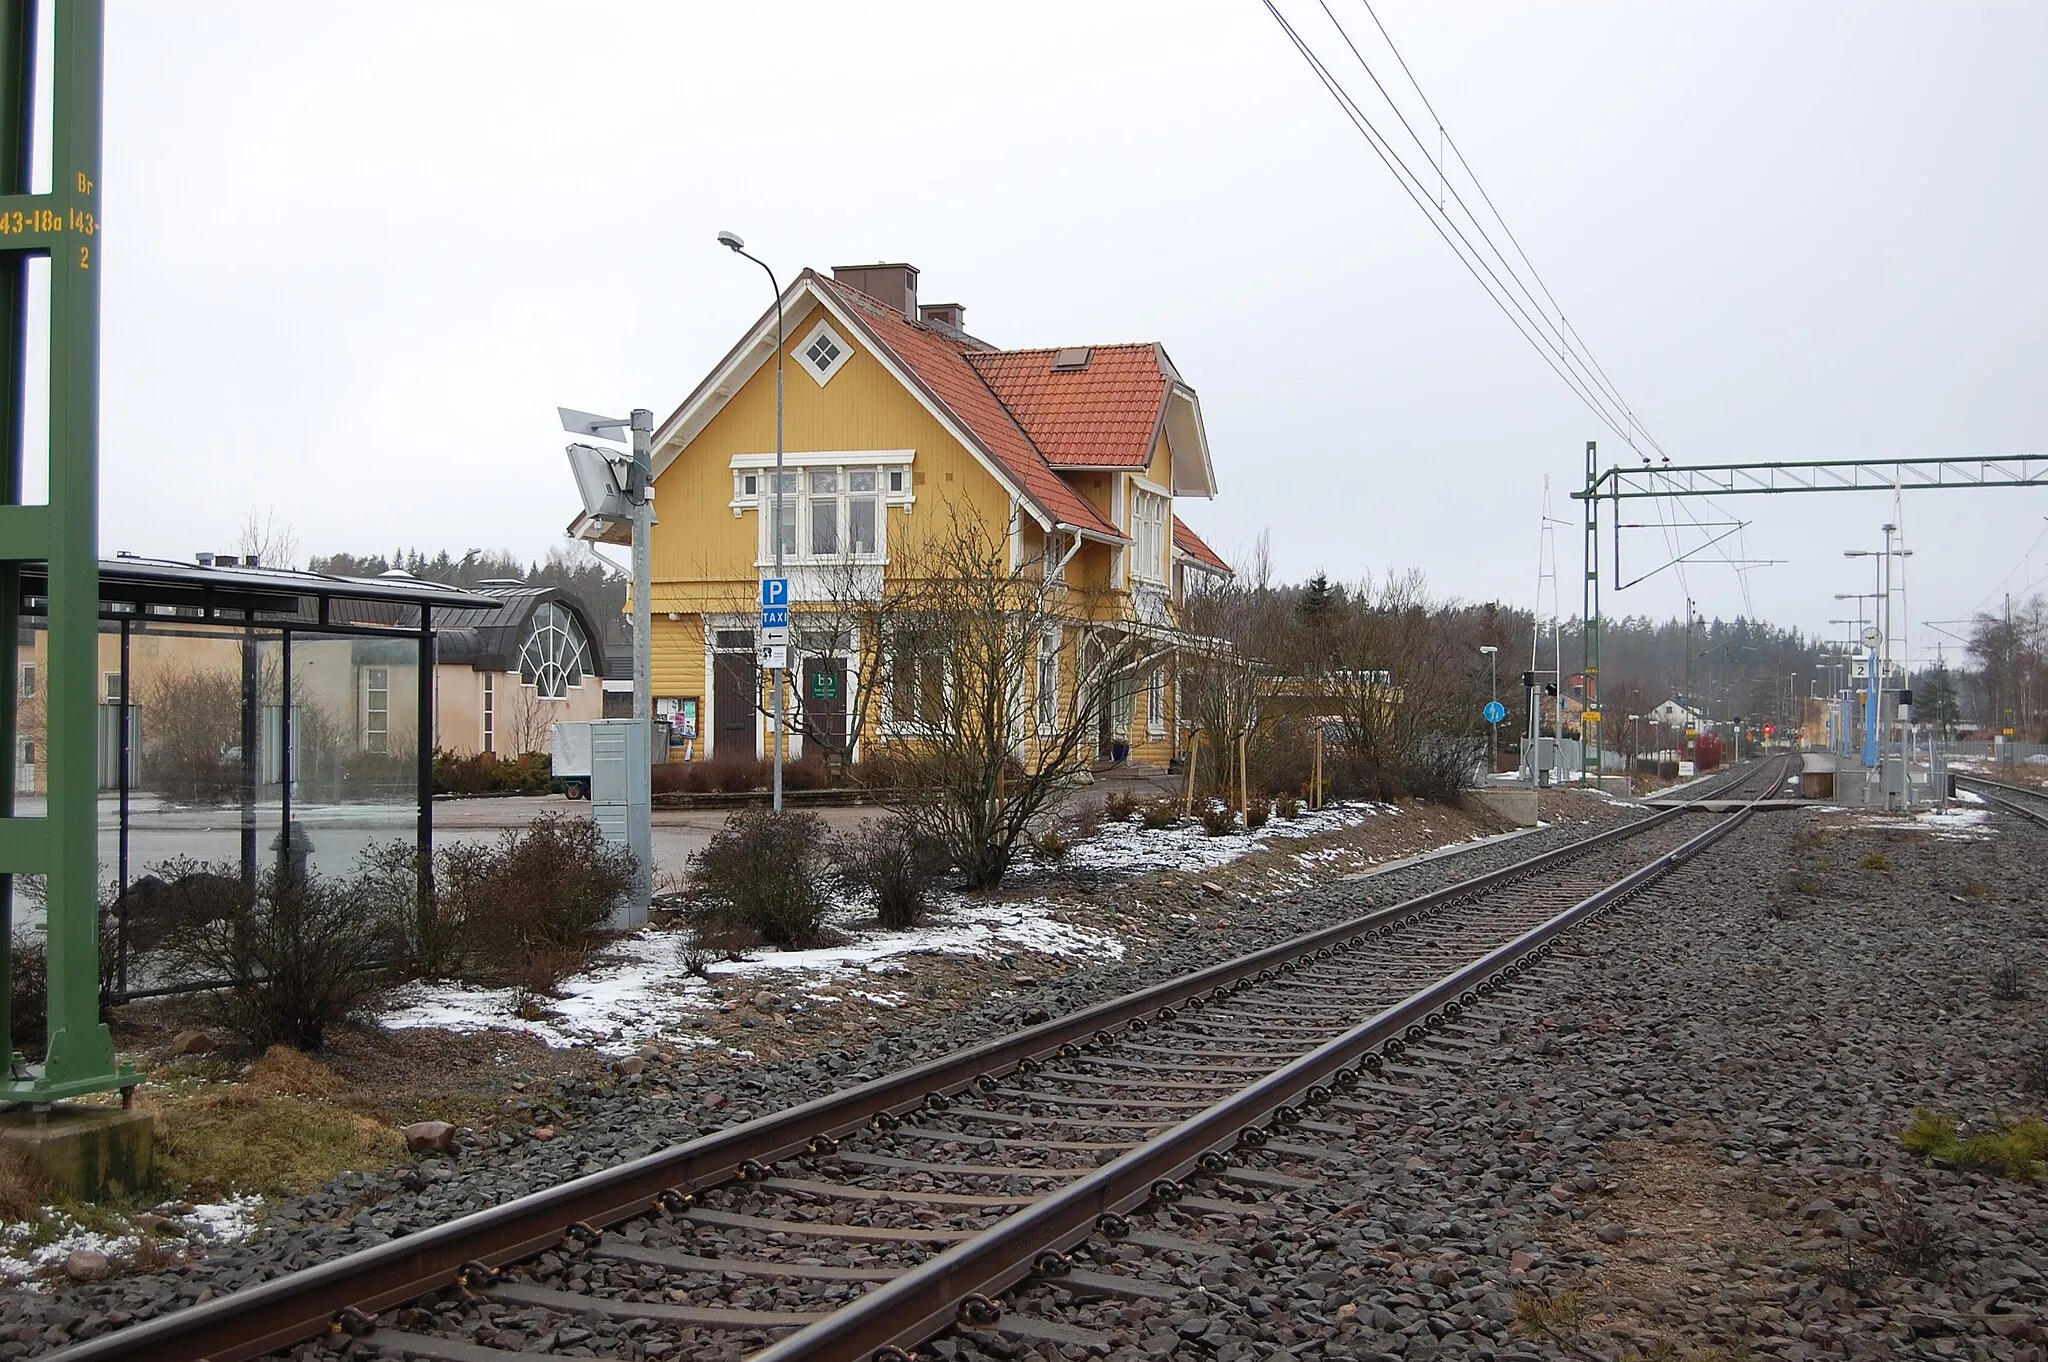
[883,641,949,737]
[482,672,495,755]
[794,318,854,387]
[1037,629,1062,735]
[1147,664,1166,736]
[17,663,33,700]
[1129,481,1169,586]
[731,451,914,565]
[363,666,390,755]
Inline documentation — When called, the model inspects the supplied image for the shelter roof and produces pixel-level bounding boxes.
[16,555,496,630]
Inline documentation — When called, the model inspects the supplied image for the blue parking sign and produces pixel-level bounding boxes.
[761,577,790,609]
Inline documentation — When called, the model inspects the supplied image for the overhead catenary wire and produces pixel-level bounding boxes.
[1256,0,1638,446]
[1320,0,1666,458]
[1262,0,1761,616]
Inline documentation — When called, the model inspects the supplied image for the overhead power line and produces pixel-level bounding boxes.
[1258,0,1657,457]
[1261,0,1765,610]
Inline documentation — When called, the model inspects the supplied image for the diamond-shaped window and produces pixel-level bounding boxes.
[795,321,851,387]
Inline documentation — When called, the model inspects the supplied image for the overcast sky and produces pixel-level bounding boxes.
[66,2,2048,671]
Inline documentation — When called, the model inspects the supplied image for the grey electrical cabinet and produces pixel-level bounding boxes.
[586,718,651,929]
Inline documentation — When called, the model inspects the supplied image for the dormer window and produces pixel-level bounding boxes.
[796,320,852,387]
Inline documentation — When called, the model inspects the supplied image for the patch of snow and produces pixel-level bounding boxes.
[1049,801,1391,877]
[1915,806,1992,837]
[184,1195,265,1244]
[381,891,1125,1055]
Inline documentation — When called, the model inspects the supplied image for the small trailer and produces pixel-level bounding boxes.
[551,721,593,799]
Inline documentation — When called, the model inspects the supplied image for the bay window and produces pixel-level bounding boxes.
[740,457,900,562]
[1131,488,1168,584]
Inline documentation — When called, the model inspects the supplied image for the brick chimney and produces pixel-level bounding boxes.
[831,262,918,316]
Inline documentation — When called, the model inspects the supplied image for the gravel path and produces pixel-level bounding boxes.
[947,804,2048,1361]
[0,802,1640,1355]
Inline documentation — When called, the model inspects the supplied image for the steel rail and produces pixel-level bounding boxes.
[1952,773,2048,829]
[749,779,1777,1361]
[45,764,1779,1362]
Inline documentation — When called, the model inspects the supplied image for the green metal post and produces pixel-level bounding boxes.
[0,0,32,1082]
[0,0,130,1102]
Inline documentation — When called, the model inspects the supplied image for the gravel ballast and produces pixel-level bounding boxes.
[965,806,2048,1361]
[0,800,1637,1354]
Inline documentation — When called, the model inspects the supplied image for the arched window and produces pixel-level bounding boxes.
[516,601,593,700]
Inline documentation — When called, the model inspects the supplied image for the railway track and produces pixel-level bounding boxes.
[1952,770,2048,828]
[50,759,1795,1362]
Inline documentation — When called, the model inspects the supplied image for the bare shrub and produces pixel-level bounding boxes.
[781,756,830,793]
[709,756,769,794]
[435,813,634,996]
[690,808,834,950]
[1275,792,1302,819]
[1198,801,1237,837]
[1874,1189,1952,1278]
[1245,796,1271,830]
[1102,790,1142,824]
[8,934,44,1055]
[1138,799,1182,831]
[1991,961,2028,1002]
[1068,801,1105,843]
[834,816,949,931]
[154,862,399,1052]
[1033,830,1071,863]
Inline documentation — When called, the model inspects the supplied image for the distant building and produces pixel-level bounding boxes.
[1648,696,1710,730]
[429,584,610,756]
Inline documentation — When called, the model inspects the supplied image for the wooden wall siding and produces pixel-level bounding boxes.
[651,301,1013,601]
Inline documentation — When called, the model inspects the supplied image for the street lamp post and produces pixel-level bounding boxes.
[718,232,787,813]
[1479,645,1499,772]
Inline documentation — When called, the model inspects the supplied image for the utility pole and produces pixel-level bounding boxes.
[1582,440,1601,785]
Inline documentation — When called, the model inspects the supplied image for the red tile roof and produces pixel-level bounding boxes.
[966,345,1171,469]
[1173,516,1231,575]
[815,274,1122,540]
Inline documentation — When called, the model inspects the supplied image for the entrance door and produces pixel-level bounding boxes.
[1081,637,1112,762]
[801,658,849,762]
[713,653,758,762]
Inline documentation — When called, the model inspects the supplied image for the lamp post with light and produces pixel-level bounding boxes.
[718,232,788,813]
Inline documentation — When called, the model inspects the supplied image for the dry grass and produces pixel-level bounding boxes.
[152,1088,403,1201]
[0,1148,49,1222]
[1511,1287,1590,1337]
[246,1045,351,1099]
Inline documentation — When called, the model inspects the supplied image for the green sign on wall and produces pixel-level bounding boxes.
[809,669,840,702]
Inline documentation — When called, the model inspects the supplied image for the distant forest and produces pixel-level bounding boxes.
[295,538,2038,739]
[306,545,630,648]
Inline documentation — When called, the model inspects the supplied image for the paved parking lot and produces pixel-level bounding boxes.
[23,794,882,901]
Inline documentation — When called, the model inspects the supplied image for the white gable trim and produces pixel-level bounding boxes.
[649,276,1054,531]
[1164,383,1218,499]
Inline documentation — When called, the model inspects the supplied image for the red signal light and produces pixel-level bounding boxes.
[1763,724,1775,735]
